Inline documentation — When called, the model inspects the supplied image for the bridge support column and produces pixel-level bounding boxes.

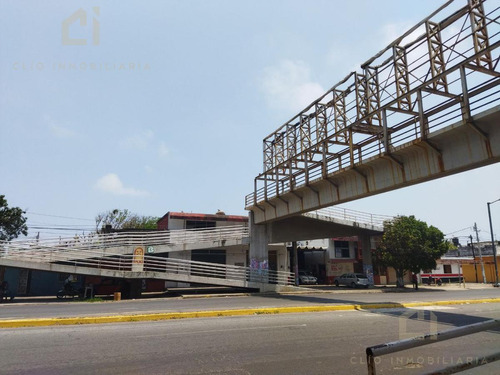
[361,235,374,286]
[249,212,269,287]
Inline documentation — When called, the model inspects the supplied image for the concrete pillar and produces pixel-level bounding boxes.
[361,234,374,286]
[292,241,299,286]
[249,211,269,284]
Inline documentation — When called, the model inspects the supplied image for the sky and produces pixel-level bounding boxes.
[1,0,499,243]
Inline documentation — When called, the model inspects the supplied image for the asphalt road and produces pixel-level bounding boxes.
[1,287,500,320]
[1,302,499,374]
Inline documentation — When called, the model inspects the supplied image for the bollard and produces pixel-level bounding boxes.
[114,292,121,301]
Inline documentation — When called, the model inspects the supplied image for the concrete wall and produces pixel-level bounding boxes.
[273,245,288,273]
[226,247,247,267]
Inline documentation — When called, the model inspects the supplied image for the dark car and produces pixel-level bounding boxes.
[334,273,370,288]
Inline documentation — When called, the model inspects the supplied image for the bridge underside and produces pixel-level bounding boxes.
[250,107,500,224]
[265,214,383,243]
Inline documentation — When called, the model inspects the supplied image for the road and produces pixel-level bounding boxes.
[1,287,500,320]
[0,302,499,374]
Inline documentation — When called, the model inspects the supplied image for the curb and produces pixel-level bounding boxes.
[2,298,500,329]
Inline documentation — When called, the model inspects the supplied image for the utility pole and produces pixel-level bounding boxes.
[487,199,500,287]
[474,223,487,283]
[469,235,479,283]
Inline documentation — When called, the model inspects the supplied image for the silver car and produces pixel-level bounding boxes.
[298,271,318,285]
[334,273,370,288]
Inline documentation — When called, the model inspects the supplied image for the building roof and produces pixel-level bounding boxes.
[160,212,248,223]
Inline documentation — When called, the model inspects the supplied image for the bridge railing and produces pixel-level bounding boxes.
[142,256,294,285]
[0,225,250,256]
[304,207,392,228]
[246,0,500,209]
[0,245,294,286]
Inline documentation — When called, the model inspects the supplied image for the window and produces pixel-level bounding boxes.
[186,220,216,229]
[443,264,452,274]
[334,241,350,258]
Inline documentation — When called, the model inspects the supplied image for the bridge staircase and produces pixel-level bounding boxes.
[0,226,293,291]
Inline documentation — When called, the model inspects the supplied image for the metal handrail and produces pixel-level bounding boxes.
[0,225,250,255]
[304,206,392,228]
[0,245,294,286]
[366,319,500,375]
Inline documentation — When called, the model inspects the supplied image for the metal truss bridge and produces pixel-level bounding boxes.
[246,0,500,223]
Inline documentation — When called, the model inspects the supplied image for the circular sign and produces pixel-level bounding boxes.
[147,246,155,254]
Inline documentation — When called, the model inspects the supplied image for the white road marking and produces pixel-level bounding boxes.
[410,306,456,310]
[135,323,308,338]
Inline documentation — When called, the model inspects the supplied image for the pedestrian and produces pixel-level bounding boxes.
[411,273,419,290]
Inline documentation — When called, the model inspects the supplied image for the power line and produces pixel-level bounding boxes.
[28,222,96,228]
[28,226,96,231]
[445,226,472,236]
[26,211,94,221]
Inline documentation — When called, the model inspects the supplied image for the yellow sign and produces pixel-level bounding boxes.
[133,247,144,264]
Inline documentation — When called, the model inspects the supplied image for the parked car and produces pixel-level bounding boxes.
[334,273,370,288]
[298,271,318,285]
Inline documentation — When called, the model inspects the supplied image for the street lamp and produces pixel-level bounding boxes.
[487,198,500,287]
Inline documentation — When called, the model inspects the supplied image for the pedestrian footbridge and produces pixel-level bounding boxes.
[0,226,292,292]
[246,0,500,224]
[0,207,389,291]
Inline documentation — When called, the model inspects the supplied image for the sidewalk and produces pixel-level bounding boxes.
[3,282,497,303]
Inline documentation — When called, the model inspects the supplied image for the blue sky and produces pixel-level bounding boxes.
[1,0,499,242]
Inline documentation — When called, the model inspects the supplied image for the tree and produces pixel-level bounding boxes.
[95,209,158,231]
[376,215,449,288]
[0,195,28,241]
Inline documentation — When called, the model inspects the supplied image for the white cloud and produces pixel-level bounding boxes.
[45,115,78,139]
[120,129,154,150]
[382,22,410,45]
[49,124,78,138]
[94,173,149,196]
[158,141,169,158]
[261,60,325,113]
[120,130,171,160]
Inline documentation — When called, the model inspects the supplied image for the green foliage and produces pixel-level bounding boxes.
[0,195,28,241]
[377,215,449,287]
[95,209,159,230]
[121,215,159,230]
